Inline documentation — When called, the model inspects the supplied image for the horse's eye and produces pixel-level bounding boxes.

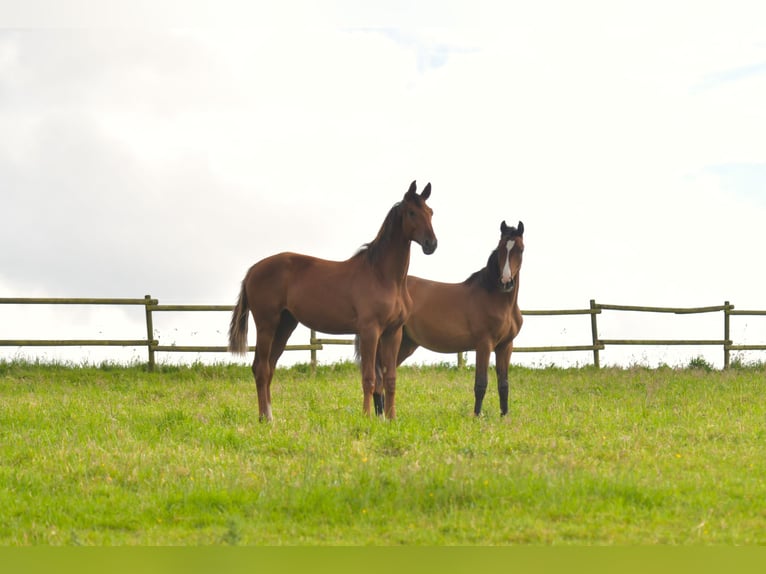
[408,209,416,217]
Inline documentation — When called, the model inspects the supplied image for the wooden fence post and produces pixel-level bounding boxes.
[144,294,155,371]
[724,300,731,369]
[457,352,465,369]
[590,299,600,369]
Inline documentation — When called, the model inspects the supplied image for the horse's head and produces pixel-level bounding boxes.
[401,180,437,255]
[497,220,524,293]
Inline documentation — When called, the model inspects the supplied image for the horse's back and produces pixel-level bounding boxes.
[244,251,302,294]
[244,252,362,334]
[246,252,343,285]
[405,275,521,352]
[407,275,472,314]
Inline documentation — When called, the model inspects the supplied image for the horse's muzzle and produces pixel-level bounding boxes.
[421,239,438,255]
[500,278,515,293]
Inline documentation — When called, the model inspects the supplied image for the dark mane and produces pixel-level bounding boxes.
[354,202,403,265]
[463,249,501,292]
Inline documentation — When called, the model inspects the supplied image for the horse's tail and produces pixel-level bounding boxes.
[228,279,250,356]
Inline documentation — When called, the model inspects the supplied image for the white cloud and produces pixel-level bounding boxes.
[2,2,766,367]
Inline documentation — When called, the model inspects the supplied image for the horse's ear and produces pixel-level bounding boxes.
[517,221,524,236]
[405,180,417,199]
[500,220,509,233]
[420,182,431,200]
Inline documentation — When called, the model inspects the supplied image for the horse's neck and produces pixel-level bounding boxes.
[505,275,522,325]
[481,250,499,290]
[375,234,411,287]
[511,274,520,304]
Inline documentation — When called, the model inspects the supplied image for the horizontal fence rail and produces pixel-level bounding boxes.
[1,297,764,370]
[0,298,155,305]
[597,304,730,314]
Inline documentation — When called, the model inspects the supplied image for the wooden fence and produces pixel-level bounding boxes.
[1,296,765,370]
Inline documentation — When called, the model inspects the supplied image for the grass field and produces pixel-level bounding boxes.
[1,359,765,545]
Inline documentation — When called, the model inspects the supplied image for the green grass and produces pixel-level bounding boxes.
[1,359,765,545]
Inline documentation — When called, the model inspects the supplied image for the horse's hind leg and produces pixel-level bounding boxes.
[251,346,271,422]
[253,320,278,422]
[374,330,419,416]
[377,328,404,420]
[267,311,299,406]
[269,311,299,370]
[251,311,299,422]
[372,351,385,416]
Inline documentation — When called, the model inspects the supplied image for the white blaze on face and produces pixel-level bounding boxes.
[502,239,514,284]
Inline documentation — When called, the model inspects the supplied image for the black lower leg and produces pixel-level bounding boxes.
[474,374,488,416]
[498,379,509,416]
[373,392,385,416]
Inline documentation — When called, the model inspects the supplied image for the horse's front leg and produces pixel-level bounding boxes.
[357,329,380,416]
[473,343,492,416]
[377,328,403,420]
[495,343,513,416]
[374,330,419,416]
[372,342,385,416]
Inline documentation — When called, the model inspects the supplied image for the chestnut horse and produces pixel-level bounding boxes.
[228,181,437,421]
[366,220,524,416]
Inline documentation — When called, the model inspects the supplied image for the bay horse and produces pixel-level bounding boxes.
[365,220,524,417]
[228,181,437,421]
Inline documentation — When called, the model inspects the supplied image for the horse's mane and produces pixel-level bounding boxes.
[463,250,501,292]
[353,202,403,265]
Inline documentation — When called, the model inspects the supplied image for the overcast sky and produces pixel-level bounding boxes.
[1,1,765,367]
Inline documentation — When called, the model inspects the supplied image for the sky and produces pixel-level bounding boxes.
[1,0,766,368]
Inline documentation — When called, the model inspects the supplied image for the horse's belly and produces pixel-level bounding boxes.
[406,314,474,353]
[289,300,357,335]
[416,335,472,354]
[407,304,518,354]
